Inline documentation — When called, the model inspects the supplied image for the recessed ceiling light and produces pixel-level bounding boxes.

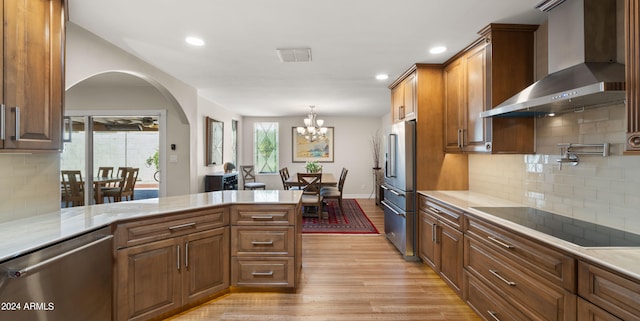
[429,46,447,54]
[376,74,389,80]
[185,36,205,46]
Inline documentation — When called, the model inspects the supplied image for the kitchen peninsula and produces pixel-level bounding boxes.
[0,190,302,321]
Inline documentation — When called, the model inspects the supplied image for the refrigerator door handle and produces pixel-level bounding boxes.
[387,133,397,177]
[381,200,406,217]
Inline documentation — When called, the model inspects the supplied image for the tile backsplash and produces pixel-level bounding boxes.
[0,153,60,222]
[470,103,640,233]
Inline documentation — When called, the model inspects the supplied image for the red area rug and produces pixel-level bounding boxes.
[302,199,379,234]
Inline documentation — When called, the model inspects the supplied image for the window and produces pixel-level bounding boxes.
[254,122,278,174]
[231,119,238,166]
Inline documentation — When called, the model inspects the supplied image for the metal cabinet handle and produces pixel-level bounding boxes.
[251,241,274,246]
[457,129,463,148]
[176,245,181,271]
[168,222,196,231]
[252,271,274,276]
[7,235,113,278]
[487,310,500,321]
[487,236,514,249]
[489,269,516,286]
[432,223,438,243]
[0,104,5,141]
[185,242,189,269]
[427,207,440,215]
[251,215,274,220]
[11,107,20,141]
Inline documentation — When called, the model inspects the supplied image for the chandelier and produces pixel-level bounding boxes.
[296,106,328,142]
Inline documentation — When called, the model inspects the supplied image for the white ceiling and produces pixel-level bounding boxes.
[67,0,547,118]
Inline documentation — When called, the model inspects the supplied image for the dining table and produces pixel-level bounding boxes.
[284,172,337,189]
[93,176,124,204]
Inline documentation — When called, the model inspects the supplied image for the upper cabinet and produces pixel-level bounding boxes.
[1,0,65,151]
[390,71,416,122]
[444,24,537,153]
[625,0,640,153]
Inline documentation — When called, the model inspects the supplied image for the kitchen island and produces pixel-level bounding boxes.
[419,190,640,320]
[0,190,303,321]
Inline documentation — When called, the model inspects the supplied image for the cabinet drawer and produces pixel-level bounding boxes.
[465,271,533,321]
[115,207,228,248]
[465,214,576,291]
[577,297,623,321]
[465,237,576,321]
[232,226,294,256]
[231,257,295,287]
[578,261,640,320]
[418,196,463,230]
[231,205,295,226]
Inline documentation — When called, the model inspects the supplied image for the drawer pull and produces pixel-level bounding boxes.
[251,215,274,220]
[251,241,274,246]
[252,271,274,276]
[427,207,440,215]
[487,236,514,249]
[168,222,196,230]
[489,269,516,286]
[487,310,500,321]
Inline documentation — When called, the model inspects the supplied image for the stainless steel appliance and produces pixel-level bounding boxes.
[0,227,113,321]
[381,120,417,260]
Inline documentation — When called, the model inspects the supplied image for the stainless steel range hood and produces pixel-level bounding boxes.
[481,0,625,118]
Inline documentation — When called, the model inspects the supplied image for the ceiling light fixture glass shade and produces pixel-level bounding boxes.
[296,105,328,142]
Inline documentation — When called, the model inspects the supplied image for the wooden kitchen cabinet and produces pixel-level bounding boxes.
[578,260,640,320]
[390,71,416,122]
[1,0,65,151]
[418,195,464,296]
[392,64,469,191]
[464,213,577,321]
[230,203,301,288]
[443,24,537,154]
[114,208,230,321]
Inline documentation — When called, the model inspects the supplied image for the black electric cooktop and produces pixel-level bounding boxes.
[472,207,640,247]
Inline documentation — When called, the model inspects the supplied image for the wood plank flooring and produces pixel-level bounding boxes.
[166,198,481,321]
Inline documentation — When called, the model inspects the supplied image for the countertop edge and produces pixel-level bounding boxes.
[0,190,303,263]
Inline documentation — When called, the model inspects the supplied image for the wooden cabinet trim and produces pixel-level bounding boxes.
[578,260,640,320]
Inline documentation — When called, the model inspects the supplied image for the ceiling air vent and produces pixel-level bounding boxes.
[276,48,312,62]
[535,0,567,12]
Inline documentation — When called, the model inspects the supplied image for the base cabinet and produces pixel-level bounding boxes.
[418,195,464,296]
[115,227,229,321]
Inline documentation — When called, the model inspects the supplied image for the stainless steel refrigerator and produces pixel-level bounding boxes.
[381,120,417,260]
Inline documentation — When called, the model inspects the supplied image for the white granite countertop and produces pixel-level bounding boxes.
[0,190,302,263]
[419,190,640,281]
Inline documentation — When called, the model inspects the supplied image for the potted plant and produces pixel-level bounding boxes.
[371,130,382,170]
[305,160,322,173]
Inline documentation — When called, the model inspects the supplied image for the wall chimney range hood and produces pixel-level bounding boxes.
[481,0,625,118]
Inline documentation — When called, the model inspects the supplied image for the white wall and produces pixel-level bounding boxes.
[242,116,382,198]
[469,103,640,234]
[197,97,243,192]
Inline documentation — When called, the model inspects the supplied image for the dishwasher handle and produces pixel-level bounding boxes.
[7,235,113,278]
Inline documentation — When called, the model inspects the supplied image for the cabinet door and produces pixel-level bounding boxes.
[577,298,623,321]
[3,0,64,150]
[402,72,416,120]
[183,227,230,304]
[464,43,490,152]
[443,58,464,152]
[116,238,181,321]
[438,222,464,295]
[391,81,404,123]
[418,210,438,269]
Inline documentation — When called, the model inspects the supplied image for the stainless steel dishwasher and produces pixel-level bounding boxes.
[0,227,113,321]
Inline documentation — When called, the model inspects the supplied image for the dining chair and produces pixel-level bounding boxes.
[279,168,289,190]
[298,173,323,219]
[61,170,85,207]
[97,166,113,178]
[104,167,138,202]
[321,168,348,214]
[240,165,266,190]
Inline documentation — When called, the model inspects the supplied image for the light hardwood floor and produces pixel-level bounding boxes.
[166,198,481,321]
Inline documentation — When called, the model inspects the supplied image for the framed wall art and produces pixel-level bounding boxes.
[292,127,334,162]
